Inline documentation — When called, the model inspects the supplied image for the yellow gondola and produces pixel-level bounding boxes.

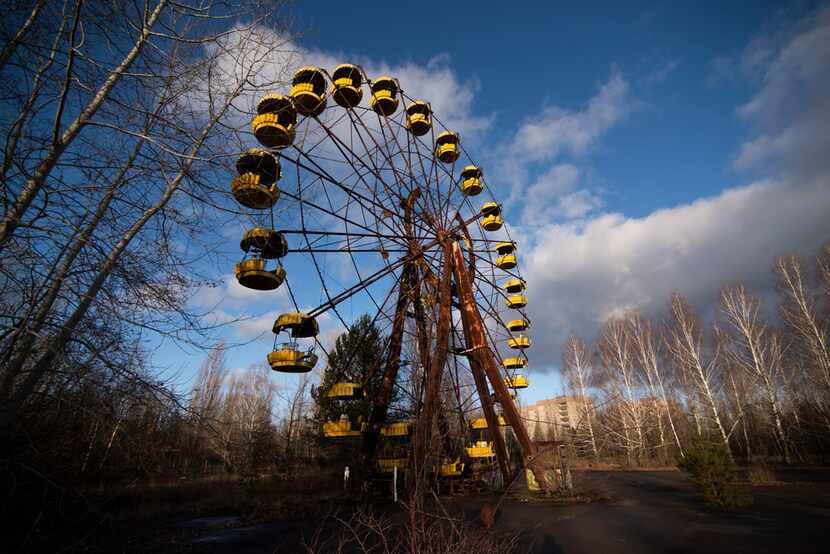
[331,64,363,108]
[267,344,318,373]
[506,294,527,308]
[231,173,279,209]
[496,254,517,270]
[507,319,529,332]
[495,241,516,255]
[466,441,495,458]
[252,94,296,149]
[435,131,460,163]
[234,258,286,291]
[439,460,465,477]
[380,421,412,437]
[290,66,327,117]
[370,76,399,116]
[323,418,362,438]
[491,392,518,404]
[482,215,503,231]
[326,382,365,400]
[406,100,432,135]
[470,417,487,429]
[235,148,280,182]
[507,335,531,349]
[233,149,280,209]
[272,312,319,338]
[505,374,530,389]
[460,165,483,196]
[469,416,508,429]
[503,357,528,369]
[503,278,526,293]
[377,458,408,473]
[480,201,503,232]
[240,228,288,259]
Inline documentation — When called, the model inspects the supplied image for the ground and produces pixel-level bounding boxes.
[464,469,830,553]
[78,468,830,553]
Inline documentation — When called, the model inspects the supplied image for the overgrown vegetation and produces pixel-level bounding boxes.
[305,505,520,554]
[747,464,777,486]
[679,440,752,509]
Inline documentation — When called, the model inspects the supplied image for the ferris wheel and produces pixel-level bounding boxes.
[226,64,550,491]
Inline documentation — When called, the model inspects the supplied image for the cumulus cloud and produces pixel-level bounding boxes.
[510,72,634,164]
[499,72,635,212]
[521,177,830,369]
[733,6,830,179]
[521,165,604,222]
[519,6,830,371]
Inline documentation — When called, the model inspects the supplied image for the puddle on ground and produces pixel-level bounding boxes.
[177,515,242,529]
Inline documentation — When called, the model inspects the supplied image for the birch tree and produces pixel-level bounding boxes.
[665,293,732,458]
[776,255,830,418]
[562,334,599,459]
[597,318,645,464]
[721,285,791,464]
[629,314,684,457]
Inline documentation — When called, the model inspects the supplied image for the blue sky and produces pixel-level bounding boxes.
[160,1,830,405]
[292,0,783,214]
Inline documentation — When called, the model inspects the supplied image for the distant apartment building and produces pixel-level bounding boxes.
[520,395,591,442]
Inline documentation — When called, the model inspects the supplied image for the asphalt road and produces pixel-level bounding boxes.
[483,470,830,554]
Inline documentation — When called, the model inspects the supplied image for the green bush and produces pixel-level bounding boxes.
[679,440,752,510]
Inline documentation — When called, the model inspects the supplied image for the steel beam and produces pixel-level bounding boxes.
[411,242,453,488]
[450,241,551,493]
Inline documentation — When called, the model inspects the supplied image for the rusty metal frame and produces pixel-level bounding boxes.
[450,240,551,493]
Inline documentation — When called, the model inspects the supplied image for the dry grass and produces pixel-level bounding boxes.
[90,465,341,523]
[747,465,781,486]
[304,506,520,554]
[574,462,680,472]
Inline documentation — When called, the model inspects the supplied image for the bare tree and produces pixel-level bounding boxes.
[721,285,791,464]
[192,340,228,423]
[819,243,830,300]
[776,255,830,418]
[665,294,732,457]
[720,351,755,462]
[230,365,278,470]
[0,1,293,437]
[562,335,599,459]
[597,318,644,465]
[629,314,684,457]
[280,372,311,459]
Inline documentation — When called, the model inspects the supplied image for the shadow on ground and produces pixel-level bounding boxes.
[122,469,830,553]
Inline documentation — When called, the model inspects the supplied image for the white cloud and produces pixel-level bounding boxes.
[510,72,634,164]
[499,72,636,213]
[521,177,830,370]
[734,6,830,179]
[521,165,604,222]
[555,189,605,220]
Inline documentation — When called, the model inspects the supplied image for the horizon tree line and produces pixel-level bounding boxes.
[560,243,830,465]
